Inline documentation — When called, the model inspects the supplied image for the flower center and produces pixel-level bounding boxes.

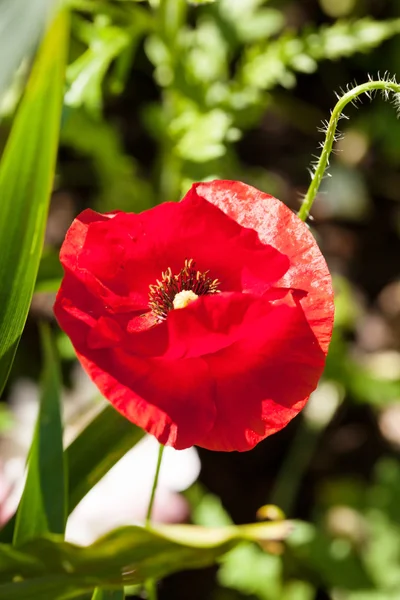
[173,290,199,309]
[148,258,220,321]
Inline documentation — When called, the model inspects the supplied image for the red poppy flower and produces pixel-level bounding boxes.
[54,180,334,451]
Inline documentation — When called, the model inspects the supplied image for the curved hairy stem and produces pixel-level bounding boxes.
[298,78,400,222]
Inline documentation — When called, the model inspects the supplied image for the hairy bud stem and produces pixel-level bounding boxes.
[298,77,400,222]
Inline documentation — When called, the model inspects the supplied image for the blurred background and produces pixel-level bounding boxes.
[1,0,400,598]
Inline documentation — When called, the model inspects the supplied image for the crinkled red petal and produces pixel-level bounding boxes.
[193,180,334,354]
[59,194,290,318]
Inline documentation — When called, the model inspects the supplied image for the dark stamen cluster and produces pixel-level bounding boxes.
[149,258,220,321]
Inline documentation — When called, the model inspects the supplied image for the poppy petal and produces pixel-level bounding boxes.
[194,180,334,354]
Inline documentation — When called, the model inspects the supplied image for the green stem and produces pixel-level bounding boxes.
[144,443,165,600]
[298,79,400,222]
[145,443,165,526]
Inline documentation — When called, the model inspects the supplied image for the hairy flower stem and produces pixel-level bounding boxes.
[298,79,400,222]
[144,443,165,600]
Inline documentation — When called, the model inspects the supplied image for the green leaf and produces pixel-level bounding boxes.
[0,404,144,544]
[241,18,400,92]
[186,483,233,527]
[65,17,129,115]
[67,404,144,513]
[218,543,283,600]
[0,10,69,396]
[170,108,233,162]
[0,521,294,598]
[92,588,124,600]
[13,324,66,546]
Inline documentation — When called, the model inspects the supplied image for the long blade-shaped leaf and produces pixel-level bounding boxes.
[0,10,69,395]
[0,404,144,543]
[67,404,144,512]
[13,325,66,545]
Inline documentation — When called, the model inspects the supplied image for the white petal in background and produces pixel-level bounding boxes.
[66,437,201,545]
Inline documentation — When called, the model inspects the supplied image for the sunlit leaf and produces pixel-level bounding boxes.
[13,325,66,545]
[171,108,233,162]
[218,543,282,600]
[0,520,294,598]
[0,10,69,395]
[65,17,129,115]
[92,588,124,600]
[241,18,400,92]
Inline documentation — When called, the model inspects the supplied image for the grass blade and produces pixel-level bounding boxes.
[0,10,69,395]
[67,404,144,513]
[13,325,66,545]
[0,404,144,543]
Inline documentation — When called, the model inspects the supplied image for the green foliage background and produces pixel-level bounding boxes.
[1,0,400,599]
